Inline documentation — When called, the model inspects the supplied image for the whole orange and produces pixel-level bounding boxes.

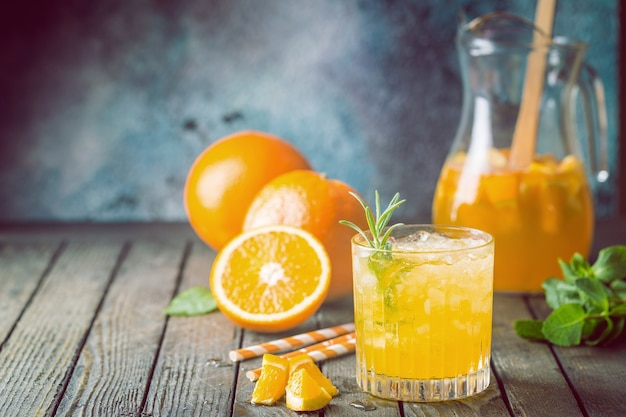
[184,131,311,250]
[242,170,368,301]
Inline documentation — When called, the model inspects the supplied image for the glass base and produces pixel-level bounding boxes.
[357,366,490,402]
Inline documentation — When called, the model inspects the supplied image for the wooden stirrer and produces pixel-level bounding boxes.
[508,0,557,169]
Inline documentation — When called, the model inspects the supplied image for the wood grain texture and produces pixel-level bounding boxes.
[53,239,185,417]
[0,241,123,416]
[0,241,60,344]
[1,225,624,416]
[528,296,626,417]
[143,241,239,417]
[491,294,582,416]
[0,223,197,243]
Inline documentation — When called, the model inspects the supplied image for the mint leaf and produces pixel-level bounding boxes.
[163,286,218,316]
[582,316,603,340]
[559,254,591,282]
[570,253,592,275]
[611,303,626,316]
[599,317,625,346]
[514,320,546,341]
[542,304,586,346]
[592,245,626,283]
[585,316,616,346]
[558,258,579,283]
[610,279,626,299]
[543,278,579,310]
[575,277,609,313]
[543,278,562,309]
[517,245,626,348]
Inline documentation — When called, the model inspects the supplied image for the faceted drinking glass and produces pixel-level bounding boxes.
[351,225,494,401]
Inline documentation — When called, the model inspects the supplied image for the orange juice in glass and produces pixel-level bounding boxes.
[351,225,494,402]
[433,149,594,292]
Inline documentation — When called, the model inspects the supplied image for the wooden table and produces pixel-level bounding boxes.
[1,222,625,417]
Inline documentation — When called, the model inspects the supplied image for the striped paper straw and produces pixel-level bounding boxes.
[245,332,356,382]
[229,322,355,362]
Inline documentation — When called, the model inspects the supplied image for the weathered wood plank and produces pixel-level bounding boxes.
[0,223,196,243]
[142,241,240,417]
[491,294,582,416]
[0,241,123,416]
[54,239,186,417]
[528,296,626,417]
[0,242,60,345]
[2,223,623,417]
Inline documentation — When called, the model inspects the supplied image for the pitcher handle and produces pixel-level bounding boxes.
[575,63,610,186]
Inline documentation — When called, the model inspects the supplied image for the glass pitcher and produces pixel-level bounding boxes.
[432,12,609,292]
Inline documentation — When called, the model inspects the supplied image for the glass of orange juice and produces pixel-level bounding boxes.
[351,225,494,402]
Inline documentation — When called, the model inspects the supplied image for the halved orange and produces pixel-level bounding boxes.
[286,367,333,412]
[250,354,289,405]
[209,225,331,333]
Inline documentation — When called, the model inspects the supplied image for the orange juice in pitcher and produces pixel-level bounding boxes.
[432,13,608,292]
[433,149,593,291]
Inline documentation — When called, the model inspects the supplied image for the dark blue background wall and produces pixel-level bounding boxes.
[0,0,620,223]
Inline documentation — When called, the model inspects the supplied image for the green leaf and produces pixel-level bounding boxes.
[516,245,626,348]
[592,245,626,283]
[597,317,625,346]
[543,278,561,309]
[559,254,591,282]
[163,286,218,316]
[610,279,626,299]
[585,316,615,346]
[542,304,587,347]
[338,219,372,247]
[543,278,580,310]
[575,277,610,313]
[582,316,602,340]
[368,252,410,290]
[558,259,579,283]
[610,303,626,317]
[514,320,546,341]
[570,253,592,276]
[340,190,405,250]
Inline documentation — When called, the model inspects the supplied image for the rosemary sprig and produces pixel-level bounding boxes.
[339,190,406,250]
